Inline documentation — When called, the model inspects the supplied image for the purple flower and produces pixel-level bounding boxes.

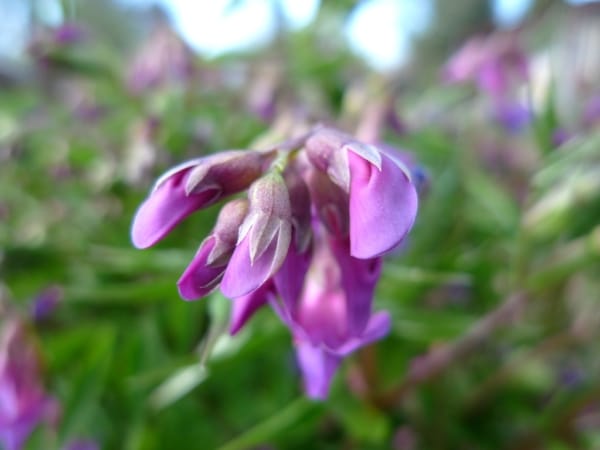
[0,320,59,450]
[126,24,196,94]
[443,33,528,99]
[492,101,532,133]
[583,95,600,128]
[131,150,272,249]
[53,23,86,46]
[305,127,418,258]
[131,127,420,399]
[177,198,250,300]
[220,173,293,298]
[30,285,63,322]
[273,231,390,399]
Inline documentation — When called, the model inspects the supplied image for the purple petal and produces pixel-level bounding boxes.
[336,311,391,355]
[273,238,312,314]
[220,230,289,298]
[295,341,341,400]
[131,170,220,248]
[229,282,273,335]
[330,237,382,336]
[177,237,226,301]
[349,151,418,258]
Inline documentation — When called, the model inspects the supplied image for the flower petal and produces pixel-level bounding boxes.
[273,238,312,314]
[349,151,418,258]
[177,237,226,301]
[229,281,273,335]
[220,227,290,298]
[295,341,341,400]
[131,170,220,249]
[336,311,391,355]
[330,237,382,336]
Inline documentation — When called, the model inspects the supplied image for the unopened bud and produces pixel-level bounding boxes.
[184,150,273,196]
[207,199,249,266]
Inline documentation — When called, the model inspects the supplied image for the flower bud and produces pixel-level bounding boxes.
[131,150,272,249]
[284,167,312,253]
[177,199,249,301]
[221,172,292,298]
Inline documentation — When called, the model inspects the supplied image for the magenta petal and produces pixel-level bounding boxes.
[336,311,391,355]
[349,151,418,258]
[273,238,311,313]
[229,281,273,335]
[131,171,219,249]
[295,341,341,400]
[177,237,226,301]
[220,235,278,298]
[330,237,381,336]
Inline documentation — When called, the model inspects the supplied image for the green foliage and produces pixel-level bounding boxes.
[1,1,600,450]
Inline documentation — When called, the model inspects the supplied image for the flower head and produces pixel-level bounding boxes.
[131,126,420,399]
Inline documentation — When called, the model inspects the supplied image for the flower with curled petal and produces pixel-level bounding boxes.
[131,150,272,249]
[305,127,418,258]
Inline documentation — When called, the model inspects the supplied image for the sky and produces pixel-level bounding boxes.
[1,0,599,72]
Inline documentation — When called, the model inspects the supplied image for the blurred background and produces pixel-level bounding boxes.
[1,0,600,449]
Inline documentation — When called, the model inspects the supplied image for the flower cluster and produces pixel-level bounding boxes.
[131,126,419,399]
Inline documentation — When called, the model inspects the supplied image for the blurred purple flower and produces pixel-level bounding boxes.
[443,33,528,100]
[492,101,532,133]
[552,128,572,148]
[0,320,59,450]
[53,23,86,46]
[126,24,196,94]
[583,95,600,128]
[31,285,63,322]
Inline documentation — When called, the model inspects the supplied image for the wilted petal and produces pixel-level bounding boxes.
[131,170,220,249]
[177,237,226,301]
[295,341,341,400]
[229,281,274,335]
[349,151,418,258]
